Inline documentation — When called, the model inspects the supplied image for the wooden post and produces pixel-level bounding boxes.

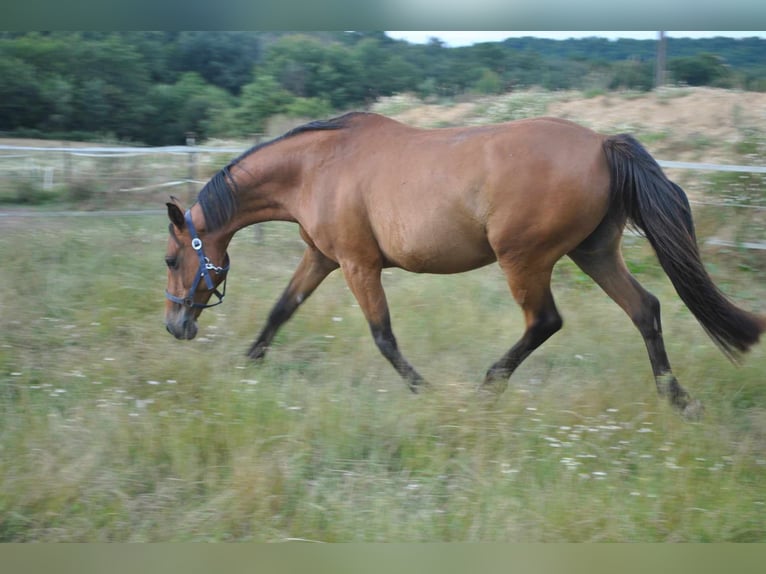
[186,132,196,203]
[655,31,667,89]
[43,167,54,191]
[64,141,72,187]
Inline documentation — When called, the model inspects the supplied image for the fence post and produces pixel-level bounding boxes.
[655,31,667,89]
[43,167,54,191]
[64,142,72,187]
[186,132,197,202]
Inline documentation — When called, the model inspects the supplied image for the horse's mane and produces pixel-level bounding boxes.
[198,112,367,232]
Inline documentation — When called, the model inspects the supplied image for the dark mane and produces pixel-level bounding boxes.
[198,167,237,233]
[231,112,367,165]
[197,112,366,232]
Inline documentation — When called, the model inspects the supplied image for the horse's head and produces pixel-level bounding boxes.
[164,198,230,340]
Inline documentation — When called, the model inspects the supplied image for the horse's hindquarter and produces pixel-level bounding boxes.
[304,116,611,275]
[474,118,611,268]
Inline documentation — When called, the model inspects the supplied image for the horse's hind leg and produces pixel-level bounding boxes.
[569,235,704,419]
[248,246,338,360]
[481,263,563,394]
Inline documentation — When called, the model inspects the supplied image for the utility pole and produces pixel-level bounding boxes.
[655,31,667,89]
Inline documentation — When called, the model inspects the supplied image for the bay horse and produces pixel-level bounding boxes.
[164,112,764,418]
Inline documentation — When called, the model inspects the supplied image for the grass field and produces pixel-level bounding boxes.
[1,87,765,541]
[1,206,764,541]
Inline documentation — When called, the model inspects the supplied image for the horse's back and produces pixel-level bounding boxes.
[311,114,613,274]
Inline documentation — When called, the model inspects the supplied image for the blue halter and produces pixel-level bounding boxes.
[165,210,229,309]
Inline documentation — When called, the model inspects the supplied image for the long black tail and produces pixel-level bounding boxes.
[603,133,765,360]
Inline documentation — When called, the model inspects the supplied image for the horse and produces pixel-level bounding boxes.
[164,112,764,419]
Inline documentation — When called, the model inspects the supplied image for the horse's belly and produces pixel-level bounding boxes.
[379,220,495,274]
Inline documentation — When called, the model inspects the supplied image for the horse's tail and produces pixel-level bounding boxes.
[603,133,765,360]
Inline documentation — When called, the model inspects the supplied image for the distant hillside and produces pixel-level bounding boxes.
[1,32,764,145]
[498,36,765,69]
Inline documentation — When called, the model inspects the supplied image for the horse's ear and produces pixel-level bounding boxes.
[166,201,185,229]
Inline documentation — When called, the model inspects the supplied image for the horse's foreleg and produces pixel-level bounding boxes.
[569,245,703,420]
[341,261,427,392]
[481,266,562,394]
[247,247,338,360]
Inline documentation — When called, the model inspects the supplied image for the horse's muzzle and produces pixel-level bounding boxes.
[165,315,198,340]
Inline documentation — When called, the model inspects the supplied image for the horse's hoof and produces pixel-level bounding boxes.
[680,399,705,422]
[247,343,268,361]
[475,380,506,404]
[408,379,431,394]
[478,374,509,396]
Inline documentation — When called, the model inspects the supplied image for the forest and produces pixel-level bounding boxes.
[1,31,765,145]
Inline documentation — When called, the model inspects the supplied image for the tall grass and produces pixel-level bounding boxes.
[1,214,764,542]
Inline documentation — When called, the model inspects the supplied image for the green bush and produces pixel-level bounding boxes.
[0,179,58,205]
[64,177,103,204]
[473,69,504,95]
[284,97,333,119]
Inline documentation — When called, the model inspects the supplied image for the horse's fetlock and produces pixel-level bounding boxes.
[655,372,677,397]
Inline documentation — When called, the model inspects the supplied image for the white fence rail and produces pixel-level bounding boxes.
[0,143,249,195]
[1,142,765,192]
[1,144,764,252]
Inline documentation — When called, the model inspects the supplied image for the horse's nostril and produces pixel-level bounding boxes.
[180,317,198,340]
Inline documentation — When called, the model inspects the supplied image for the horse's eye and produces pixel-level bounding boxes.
[165,257,178,270]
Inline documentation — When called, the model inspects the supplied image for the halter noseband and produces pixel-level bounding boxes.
[165,210,230,309]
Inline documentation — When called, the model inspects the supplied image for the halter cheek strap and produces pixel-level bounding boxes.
[165,210,230,309]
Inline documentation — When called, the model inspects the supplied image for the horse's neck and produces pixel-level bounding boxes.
[226,153,302,231]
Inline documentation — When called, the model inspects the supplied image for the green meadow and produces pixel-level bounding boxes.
[1,206,764,541]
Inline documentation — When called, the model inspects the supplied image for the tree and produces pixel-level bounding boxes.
[142,73,236,145]
[40,75,74,132]
[351,38,420,102]
[668,53,731,86]
[469,42,509,75]
[66,35,153,140]
[283,97,333,119]
[608,60,654,91]
[474,68,504,94]
[235,74,294,134]
[173,32,262,94]
[0,57,45,130]
[0,32,763,143]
